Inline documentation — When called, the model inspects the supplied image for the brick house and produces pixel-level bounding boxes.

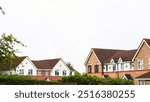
[85,38,150,85]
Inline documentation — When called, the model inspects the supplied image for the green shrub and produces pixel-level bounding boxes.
[0,75,61,85]
[62,73,133,85]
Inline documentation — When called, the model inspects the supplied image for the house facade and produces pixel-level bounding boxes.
[1,57,76,81]
[85,38,150,85]
[32,58,75,80]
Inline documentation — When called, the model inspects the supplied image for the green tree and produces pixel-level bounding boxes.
[0,33,25,70]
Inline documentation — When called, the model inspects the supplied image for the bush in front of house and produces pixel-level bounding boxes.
[0,74,61,85]
[61,73,133,85]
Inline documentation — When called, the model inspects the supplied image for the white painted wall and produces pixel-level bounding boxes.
[16,57,37,76]
[1,70,16,75]
[51,59,72,76]
[104,62,134,72]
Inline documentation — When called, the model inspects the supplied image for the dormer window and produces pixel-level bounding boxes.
[110,59,114,63]
[118,58,122,63]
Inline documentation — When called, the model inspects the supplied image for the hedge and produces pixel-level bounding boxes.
[62,73,134,85]
[0,75,60,85]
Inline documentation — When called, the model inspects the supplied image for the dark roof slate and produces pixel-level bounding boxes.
[32,58,61,69]
[92,48,137,64]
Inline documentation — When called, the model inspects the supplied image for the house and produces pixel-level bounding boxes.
[132,38,150,84]
[32,58,76,80]
[0,56,36,75]
[85,38,150,85]
[0,57,76,81]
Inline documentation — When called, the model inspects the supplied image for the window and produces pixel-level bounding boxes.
[69,71,72,76]
[87,65,92,73]
[45,71,49,76]
[138,59,144,70]
[37,70,42,76]
[130,63,133,70]
[148,59,150,69]
[63,70,67,76]
[55,70,59,76]
[28,69,33,75]
[121,63,124,71]
[105,65,108,71]
[94,65,99,73]
[19,69,24,75]
[139,80,145,85]
[113,64,116,71]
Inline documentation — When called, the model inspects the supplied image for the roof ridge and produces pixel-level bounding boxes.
[32,58,61,61]
[92,48,127,51]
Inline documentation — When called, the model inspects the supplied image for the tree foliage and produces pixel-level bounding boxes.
[0,33,25,70]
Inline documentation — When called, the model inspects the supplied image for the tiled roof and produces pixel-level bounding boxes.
[92,48,137,64]
[124,74,133,80]
[136,72,150,79]
[2,56,27,70]
[92,48,123,64]
[144,38,150,47]
[104,49,137,63]
[32,58,61,69]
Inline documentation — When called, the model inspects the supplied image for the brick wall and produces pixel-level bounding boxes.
[86,51,102,74]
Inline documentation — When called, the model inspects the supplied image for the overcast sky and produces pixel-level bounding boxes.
[0,0,150,73]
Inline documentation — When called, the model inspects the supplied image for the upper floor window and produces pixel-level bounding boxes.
[63,70,67,76]
[88,65,92,73]
[113,64,116,71]
[148,59,150,69]
[138,59,144,70]
[55,70,59,76]
[45,71,49,76]
[19,69,24,75]
[28,69,33,75]
[94,65,99,73]
[130,63,133,70]
[121,63,124,71]
[37,70,42,76]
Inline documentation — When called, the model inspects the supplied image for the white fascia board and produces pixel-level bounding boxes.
[132,40,150,61]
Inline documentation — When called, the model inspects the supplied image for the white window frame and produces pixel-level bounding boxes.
[63,70,67,76]
[55,70,59,76]
[138,59,144,70]
[45,71,49,76]
[19,69,24,75]
[28,69,33,75]
[120,63,124,71]
[37,70,42,76]
[148,58,150,69]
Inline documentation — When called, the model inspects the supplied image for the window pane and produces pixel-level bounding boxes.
[37,70,41,76]
[88,65,92,73]
[45,71,49,76]
[121,63,124,71]
[55,70,59,76]
[63,70,67,76]
[94,65,99,73]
